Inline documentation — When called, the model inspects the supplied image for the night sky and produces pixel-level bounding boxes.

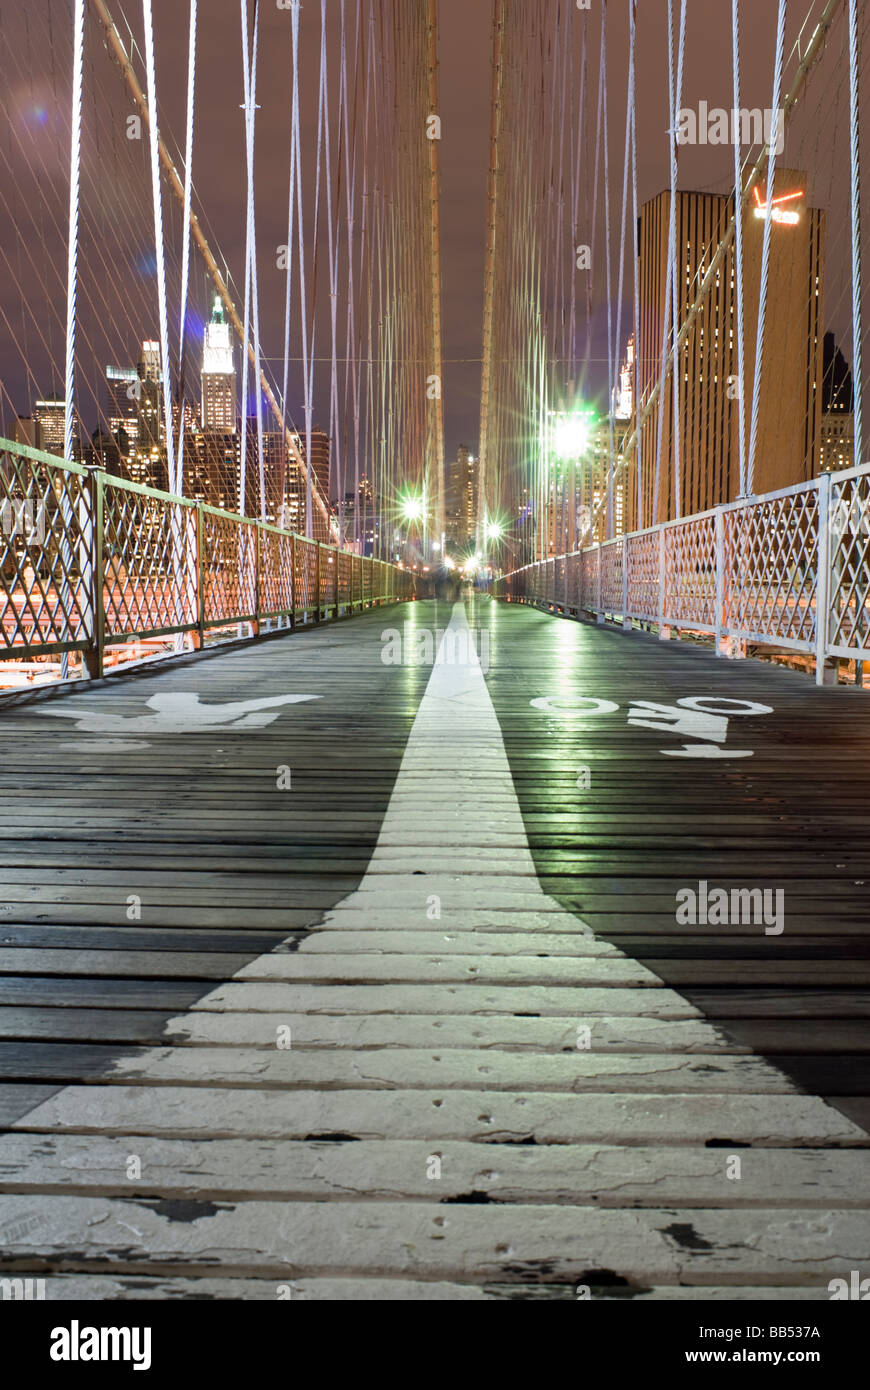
[0,1,855,470]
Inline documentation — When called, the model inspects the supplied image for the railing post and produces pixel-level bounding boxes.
[622,535,631,630]
[194,501,205,649]
[333,550,340,621]
[290,532,297,631]
[251,523,261,638]
[815,470,836,685]
[83,464,104,681]
[596,546,604,624]
[658,525,670,639]
[714,507,725,657]
[315,541,322,623]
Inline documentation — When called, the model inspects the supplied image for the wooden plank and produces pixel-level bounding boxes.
[8,1085,865,1145]
[0,1044,801,1094]
[187,982,698,1018]
[21,1274,833,1301]
[0,927,289,951]
[0,1084,59,1127]
[1,1134,866,1207]
[0,949,260,979]
[0,978,205,1009]
[0,1195,867,1284]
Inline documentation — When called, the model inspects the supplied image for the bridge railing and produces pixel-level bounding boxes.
[0,436,414,683]
[494,464,870,685]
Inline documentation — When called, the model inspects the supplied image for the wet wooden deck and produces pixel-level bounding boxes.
[0,597,868,1299]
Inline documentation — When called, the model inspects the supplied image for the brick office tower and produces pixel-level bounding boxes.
[631,172,824,529]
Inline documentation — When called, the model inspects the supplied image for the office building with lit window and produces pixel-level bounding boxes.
[202,297,236,433]
[631,172,824,528]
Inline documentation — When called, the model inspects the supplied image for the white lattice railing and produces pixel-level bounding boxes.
[494,464,870,684]
[0,436,414,682]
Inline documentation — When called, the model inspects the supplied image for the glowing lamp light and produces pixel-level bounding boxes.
[552,414,593,459]
[401,496,424,522]
[752,186,803,226]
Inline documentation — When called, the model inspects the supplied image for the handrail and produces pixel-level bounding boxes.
[494,464,870,686]
[0,437,414,682]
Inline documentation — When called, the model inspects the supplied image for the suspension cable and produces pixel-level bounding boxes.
[747,0,788,495]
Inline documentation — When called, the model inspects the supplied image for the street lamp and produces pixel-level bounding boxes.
[401,494,424,523]
[550,407,597,557]
[552,411,594,462]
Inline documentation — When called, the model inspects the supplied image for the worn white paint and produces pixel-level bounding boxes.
[35,691,321,739]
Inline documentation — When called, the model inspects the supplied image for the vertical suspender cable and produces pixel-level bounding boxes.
[280,6,299,523]
[142,0,176,497]
[249,3,266,522]
[601,4,617,539]
[89,0,329,534]
[587,29,604,378]
[613,0,636,542]
[614,8,633,456]
[668,0,687,519]
[177,0,197,496]
[239,0,253,516]
[478,0,505,549]
[569,18,587,398]
[64,0,84,464]
[240,1,266,523]
[427,0,446,549]
[732,0,748,497]
[583,0,847,538]
[302,1,328,538]
[352,0,371,550]
[291,0,312,533]
[653,6,677,524]
[629,0,641,529]
[849,0,864,466]
[62,0,85,680]
[747,0,787,496]
[337,0,351,541]
[321,0,340,537]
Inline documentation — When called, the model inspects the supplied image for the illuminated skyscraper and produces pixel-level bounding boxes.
[106,366,139,441]
[819,332,855,474]
[632,172,824,528]
[613,336,635,421]
[202,297,236,433]
[33,400,66,456]
[445,445,477,547]
[136,340,164,454]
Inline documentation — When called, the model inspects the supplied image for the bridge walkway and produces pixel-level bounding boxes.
[0,597,868,1299]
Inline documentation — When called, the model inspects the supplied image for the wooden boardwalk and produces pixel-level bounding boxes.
[0,596,869,1300]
